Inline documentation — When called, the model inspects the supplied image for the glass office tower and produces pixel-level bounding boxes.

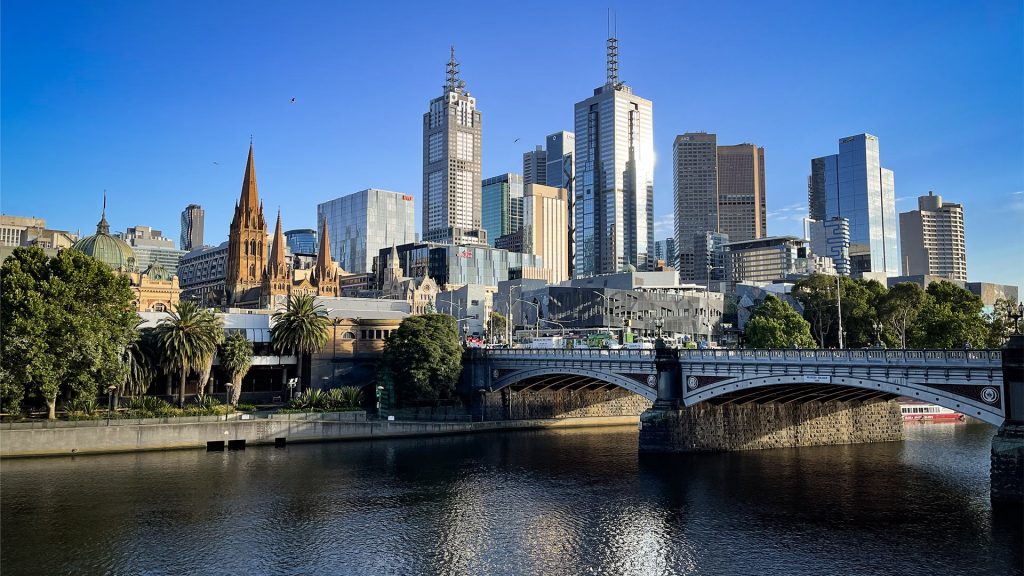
[809,134,898,277]
[284,229,317,255]
[574,36,654,276]
[482,173,524,247]
[317,189,416,273]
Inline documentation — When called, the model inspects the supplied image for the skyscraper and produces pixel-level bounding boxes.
[808,216,852,276]
[809,133,898,277]
[422,47,485,246]
[717,143,766,243]
[481,173,524,247]
[180,204,204,251]
[653,237,677,269]
[673,133,718,281]
[523,146,547,186]
[521,184,570,282]
[545,131,576,190]
[574,32,654,276]
[317,189,416,274]
[899,191,966,281]
[284,229,317,255]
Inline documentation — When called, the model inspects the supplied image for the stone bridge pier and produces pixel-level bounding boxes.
[991,334,1023,507]
[639,344,904,453]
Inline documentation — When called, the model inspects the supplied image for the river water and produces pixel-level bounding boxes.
[1,422,1020,575]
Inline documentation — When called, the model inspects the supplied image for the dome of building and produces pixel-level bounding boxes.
[142,261,172,281]
[72,208,136,272]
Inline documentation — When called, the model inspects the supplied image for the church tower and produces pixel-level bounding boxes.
[225,143,267,305]
[262,210,291,307]
[313,217,341,297]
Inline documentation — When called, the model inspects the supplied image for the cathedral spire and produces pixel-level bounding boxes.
[315,217,336,278]
[239,142,259,211]
[267,209,286,277]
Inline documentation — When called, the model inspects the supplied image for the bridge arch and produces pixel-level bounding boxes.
[685,374,1003,426]
[491,367,657,401]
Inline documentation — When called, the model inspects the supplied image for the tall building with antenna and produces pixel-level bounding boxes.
[422,47,486,245]
[573,21,654,276]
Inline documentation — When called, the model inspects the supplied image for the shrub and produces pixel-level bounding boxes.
[236,403,257,412]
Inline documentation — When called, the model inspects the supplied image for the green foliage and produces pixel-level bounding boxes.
[63,395,100,419]
[0,247,138,418]
[122,325,157,397]
[910,281,989,348]
[879,282,926,348]
[156,300,224,407]
[985,299,1014,348]
[488,312,507,342]
[219,331,254,405]
[271,294,330,393]
[381,314,462,406]
[124,396,177,417]
[744,295,817,349]
[287,386,363,411]
[236,403,258,412]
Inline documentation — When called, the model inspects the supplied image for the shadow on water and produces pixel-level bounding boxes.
[1,423,1020,576]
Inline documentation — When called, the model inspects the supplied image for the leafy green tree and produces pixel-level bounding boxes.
[488,312,507,343]
[157,300,224,407]
[840,278,886,348]
[910,281,989,348]
[381,314,462,406]
[122,329,156,400]
[879,282,926,348]
[744,295,817,349]
[1,247,137,418]
[792,274,839,347]
[219,332,253,406]
[270,294,330,394]
[985,298,1014,348]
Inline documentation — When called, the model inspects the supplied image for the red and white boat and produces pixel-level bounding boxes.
[900,402,965,422]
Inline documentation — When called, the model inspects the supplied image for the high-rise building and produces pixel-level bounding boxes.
[693,231,729,287]
[546,131,576,277]
[422,48,485,246]
[809,133,898,277]
[653,238,677,269]
[520,184,570,282]
[317,189,416,274]
[180,204,204,251]
[523,146,547,186]
[899,191,966,281]
[673,133,718,280]
[717,143,766,243]
[574,33,654,276]
[119,225,186,272]
[284,229,317,256]
[807,216,851,276]
[724,236,810,287]
[481,173,524,247]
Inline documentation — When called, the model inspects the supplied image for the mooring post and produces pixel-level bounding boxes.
[991,332,1024,507]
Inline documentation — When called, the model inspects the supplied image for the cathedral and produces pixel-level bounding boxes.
[225,144,344,308]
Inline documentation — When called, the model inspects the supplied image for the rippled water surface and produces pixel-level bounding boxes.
[2,422,1021,575]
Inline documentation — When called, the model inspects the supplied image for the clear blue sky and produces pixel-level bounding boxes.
[3,1,1022,288]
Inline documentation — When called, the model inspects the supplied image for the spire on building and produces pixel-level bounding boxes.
[267,210,287,278]
[97,190,110,235]
[606,10,619,86]
[315,217,337,279]
[445,46,465,94]
[239,142,259,211]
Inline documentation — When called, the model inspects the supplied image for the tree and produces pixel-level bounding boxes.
[488,312,507,343]
[879,282,926,348]
[792,274,839,347]
[1,247,137,418]
[157,300,224,407]
[911,281,989,349]
[219,332,253,406]
[270,294,330,394]
[122,330,155,401]
[985,298,1014,348]
[381,314,462,406]
[744,295,817,349]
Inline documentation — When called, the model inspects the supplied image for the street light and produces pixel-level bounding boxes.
[872,321,883,348]
[1008,301,1024,335]
[592,290,617,334]
[836,275,845,350]
[654,317,664,341]
[106,385,117,424]
[224,382,233,416]
[375,385,384,416]
[515,298,540,337]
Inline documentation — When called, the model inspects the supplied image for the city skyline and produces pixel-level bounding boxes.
[1,1,1021,287]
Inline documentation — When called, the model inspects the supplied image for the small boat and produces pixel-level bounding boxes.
[900,402,965,422]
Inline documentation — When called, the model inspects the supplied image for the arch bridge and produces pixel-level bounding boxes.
[462,348,1006,426]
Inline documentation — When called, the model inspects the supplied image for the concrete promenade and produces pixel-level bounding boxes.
[0,412,640,458]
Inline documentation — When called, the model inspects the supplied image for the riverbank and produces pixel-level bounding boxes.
[0,412,641,458]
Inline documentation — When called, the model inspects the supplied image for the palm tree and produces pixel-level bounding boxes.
[219,332,253,406]
[121,332,156,403]
[270,294,330,394]
[157,300,224,407]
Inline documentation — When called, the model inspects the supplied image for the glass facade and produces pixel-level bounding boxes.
[574,83,654,277]
[317,189,416,274]
[179,204,204,251]
[808,217,851,276]
[376,242,543,289]
[284,229,317,255]
[809,134,898,277]
[672,133,718,281]
[481,173,523,247]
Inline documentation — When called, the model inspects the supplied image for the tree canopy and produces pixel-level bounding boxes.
[1,247,138,418]
[381,314,462,406]
[270,294,330,392]
[744,295,816,349]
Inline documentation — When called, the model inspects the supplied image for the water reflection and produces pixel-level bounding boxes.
[1,423,1019,575]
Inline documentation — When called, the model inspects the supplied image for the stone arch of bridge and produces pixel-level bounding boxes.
[685,374,1004,426]
[490,367,657,401]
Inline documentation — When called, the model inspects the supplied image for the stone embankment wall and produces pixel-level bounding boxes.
[990,423,1024,504]
[639,399,903,452]
[479,388,652,420]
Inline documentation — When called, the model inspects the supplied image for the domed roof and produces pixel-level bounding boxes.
[72,207,136,272]
[142,261,172,281]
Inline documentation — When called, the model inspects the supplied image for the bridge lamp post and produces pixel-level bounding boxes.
[836,275,845,350]
[872,321,883,348]
[654,317,664,341]
[704,265,724,346]
[1008,301,1024,335]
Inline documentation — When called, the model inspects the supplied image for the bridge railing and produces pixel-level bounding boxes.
[674,348,1002,365]
[467,348,656,359]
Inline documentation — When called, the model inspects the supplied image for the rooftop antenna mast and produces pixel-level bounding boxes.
[446,45,461,93]
[606,9,619,86]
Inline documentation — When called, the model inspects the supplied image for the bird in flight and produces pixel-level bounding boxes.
[513,138,520,143]
[290,97,296,103]
[212,161,219,165]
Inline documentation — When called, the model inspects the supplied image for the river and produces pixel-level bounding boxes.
[1,421,1020,575]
